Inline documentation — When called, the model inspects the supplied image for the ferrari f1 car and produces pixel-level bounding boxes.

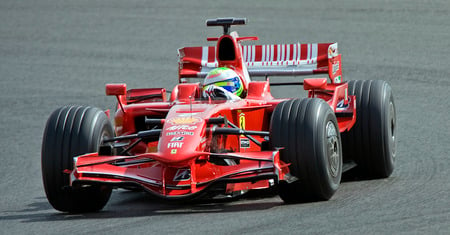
[42,18,397,212]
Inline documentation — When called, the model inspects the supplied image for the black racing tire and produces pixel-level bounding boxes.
[271,98,343,203]
[341,80,396,178]
[41,105,113,213]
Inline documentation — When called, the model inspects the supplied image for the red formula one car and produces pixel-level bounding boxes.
[42,18,396,212]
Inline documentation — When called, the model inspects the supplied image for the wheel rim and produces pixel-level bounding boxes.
[389,101,396,160]
[100,129,112,146]
[326,121,340,178]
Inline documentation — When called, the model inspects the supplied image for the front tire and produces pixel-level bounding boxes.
[42,105,113,213]
[341,80,396,178]
[271,99,343,203]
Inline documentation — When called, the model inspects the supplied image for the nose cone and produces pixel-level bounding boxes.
[159,116,205,163]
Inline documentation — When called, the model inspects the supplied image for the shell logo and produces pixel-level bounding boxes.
[168,116,202,125]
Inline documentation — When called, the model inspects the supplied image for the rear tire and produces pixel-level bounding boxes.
[271,99,342,203]
[341,80,396,178]
[42,105,113,213]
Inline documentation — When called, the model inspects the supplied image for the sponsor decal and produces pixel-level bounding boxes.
[332,61,340,75]
[171,149,177,154]
[166,131,194,136]
[173,168,191,181]
[337,99,347,109]
[328,43,338,58]
[167,117,202,125]
[240,138,250,148]
[239,112,246,136]
[334,75,342,83]
[170,136,184,141]
[166,125,197,131]
[168,142,183,148]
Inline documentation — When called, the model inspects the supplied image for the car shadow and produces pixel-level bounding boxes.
[1,172,383,223]
[0,189,283,223]
[341,167,383,182]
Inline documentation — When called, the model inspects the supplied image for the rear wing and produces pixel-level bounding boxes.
[178,42,342,83]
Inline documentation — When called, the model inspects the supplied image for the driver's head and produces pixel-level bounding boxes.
[203,67,244,97]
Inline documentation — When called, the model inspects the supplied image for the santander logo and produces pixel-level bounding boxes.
[167,117,202,125]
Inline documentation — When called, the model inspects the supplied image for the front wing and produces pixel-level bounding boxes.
[70,150,290,199]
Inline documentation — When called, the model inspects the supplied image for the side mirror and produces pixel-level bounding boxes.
[303,78,327,90]
[106,83,127,96]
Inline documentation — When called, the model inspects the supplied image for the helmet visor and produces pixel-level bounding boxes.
[214,76,242,96]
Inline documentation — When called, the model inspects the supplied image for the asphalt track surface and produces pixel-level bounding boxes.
[1,0,450,234]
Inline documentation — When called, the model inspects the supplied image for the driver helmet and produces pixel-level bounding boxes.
[203,67,244,97]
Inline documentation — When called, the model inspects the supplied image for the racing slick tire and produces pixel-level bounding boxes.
[271,98,342,203]
[341,80,396,178]
[42,105,113,212]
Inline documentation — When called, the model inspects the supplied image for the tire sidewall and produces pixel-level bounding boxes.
[380,83,396,175]
[316,107,342,194]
